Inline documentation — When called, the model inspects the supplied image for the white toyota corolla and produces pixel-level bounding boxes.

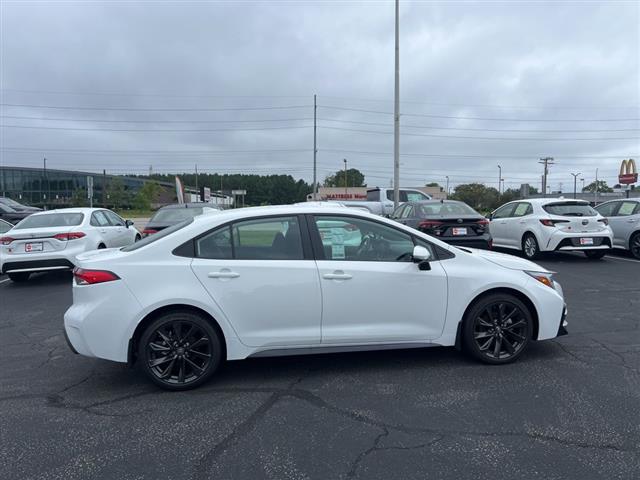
[1,208,140,282]
[64,205,568,390]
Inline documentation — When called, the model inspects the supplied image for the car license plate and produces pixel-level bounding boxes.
[579,237,594,246]
[452,227,467,236]
[25,242,43,252]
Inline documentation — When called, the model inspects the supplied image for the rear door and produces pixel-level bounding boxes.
[310,214,448,344]
[90,211,117,247]
[190,215,322,347]
[489,203,516,246]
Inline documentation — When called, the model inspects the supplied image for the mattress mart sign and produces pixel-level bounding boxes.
[316,187,367,201]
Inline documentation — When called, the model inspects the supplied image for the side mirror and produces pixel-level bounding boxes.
[488,213,494,221]
[125,219,135,228]
[412,245,432,271]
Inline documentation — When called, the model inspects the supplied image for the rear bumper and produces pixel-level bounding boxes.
[547,232,612,251]
[439,233,492,250]
[2,258,75,274]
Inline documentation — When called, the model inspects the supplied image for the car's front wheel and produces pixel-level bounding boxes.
[8,272,31,282]
[522,233,540,260]
[462,293,533,364]
[139,311,223,390]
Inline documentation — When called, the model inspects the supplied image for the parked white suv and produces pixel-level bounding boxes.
[489,198,613,260]
[0,208,140,282]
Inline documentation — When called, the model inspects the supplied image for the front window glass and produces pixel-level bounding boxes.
[91,211,110,227]
[104,211,125,226]
[315,216,414,262]
[405,191,429,202]
[13,213,84,229]
[595,202,618,217]
[543,202,596,217]
[233,216,303,260]
[492,204,515,219]
[151,207,205,223]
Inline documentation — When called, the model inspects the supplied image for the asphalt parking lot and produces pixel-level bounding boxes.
[1,252,638,480]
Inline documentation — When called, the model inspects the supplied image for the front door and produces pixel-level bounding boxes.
[190,215,321,347]
[489,203,517,247]
[311,215,448,344]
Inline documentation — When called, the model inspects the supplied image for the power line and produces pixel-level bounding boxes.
[1,115,313,124]
[0,103,312,112]
[0,88,309,99]
[318,105,640,122]
[0,124,311,133]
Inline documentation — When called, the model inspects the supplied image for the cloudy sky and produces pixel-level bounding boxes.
[1,0,638,192]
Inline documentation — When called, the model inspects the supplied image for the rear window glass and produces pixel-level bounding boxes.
[121,218,193,252]
[417,202,477,216]
[543,202,596,217]
[14,213,84,229]
[151,207,204,223]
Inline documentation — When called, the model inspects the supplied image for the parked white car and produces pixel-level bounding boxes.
[594,199,640,259]
[0,208,140,282]
[489,198,613,260]
[64,205,567,390]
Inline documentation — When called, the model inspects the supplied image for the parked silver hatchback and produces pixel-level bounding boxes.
[594,199,640,259]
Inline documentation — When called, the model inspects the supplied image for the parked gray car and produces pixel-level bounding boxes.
[595,199,640,259]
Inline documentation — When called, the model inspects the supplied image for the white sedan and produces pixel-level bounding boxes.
[64,205,568,390]
[489,198,613,260]
[0,208,140,282]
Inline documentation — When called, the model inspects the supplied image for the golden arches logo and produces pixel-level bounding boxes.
[619,158,638,184]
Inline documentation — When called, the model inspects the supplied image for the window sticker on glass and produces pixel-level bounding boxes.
[331,233,345,259]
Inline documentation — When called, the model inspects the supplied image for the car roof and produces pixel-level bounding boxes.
[406,200,466,205]
[26,207,102,216]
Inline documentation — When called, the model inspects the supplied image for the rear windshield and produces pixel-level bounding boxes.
[121,218,193,252]
[150,207,204,223]
[417,202,478,216]
[14,213,84,229]
[543,202,596,217]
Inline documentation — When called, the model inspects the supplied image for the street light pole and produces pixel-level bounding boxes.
[445,176,449,197]
[570,172,581,199]
[343,158,348,194]
[497,165,502,195]
[392,0,400,210]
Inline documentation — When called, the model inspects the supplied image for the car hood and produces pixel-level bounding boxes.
[457,247,551,273]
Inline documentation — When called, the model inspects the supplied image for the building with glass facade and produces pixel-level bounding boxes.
[0,166,190,208]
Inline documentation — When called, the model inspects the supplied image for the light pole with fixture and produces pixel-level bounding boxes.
[570,172,581,199]
[343,158,348,194]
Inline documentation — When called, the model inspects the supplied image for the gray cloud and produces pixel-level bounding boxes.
[1,0,638,191]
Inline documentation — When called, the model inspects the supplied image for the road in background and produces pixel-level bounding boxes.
[0,253,638,479]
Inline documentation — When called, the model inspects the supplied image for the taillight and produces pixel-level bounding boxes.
[418,220,443,230]
[540,219,570,227]
[0,236,15,245]
[142,228,157,236]
[476,219,489,226]
[73,268,120,285]
[54,232,86,241]
[598,218,609,226]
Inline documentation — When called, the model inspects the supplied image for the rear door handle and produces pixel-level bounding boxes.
[208,270,240,279]
[323,272,352,280]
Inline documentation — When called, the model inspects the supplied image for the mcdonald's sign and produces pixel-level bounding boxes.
[619,159,638,185]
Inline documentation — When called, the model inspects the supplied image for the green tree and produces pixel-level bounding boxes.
[70,188,87,207]
[425,182,441,188]
[451,183,500,211]
[133,181,160,210]
[323,168,366,188]
[106,177,129,209]
[582,180,613,193]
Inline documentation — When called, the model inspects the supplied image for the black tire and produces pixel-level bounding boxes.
[8,272,31,282]
[462,293,533,365]
[135,234,141,242]
[584,250,606,260]
[522,233,540,260]
[630,232,640,260]
[138,311,222,391]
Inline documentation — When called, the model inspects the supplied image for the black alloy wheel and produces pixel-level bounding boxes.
[139,312,222,390]
[630,232,640,260]
[462,294,533,364]
[522,233,540,260]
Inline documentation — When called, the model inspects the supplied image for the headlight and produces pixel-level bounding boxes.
[525,271,556,290]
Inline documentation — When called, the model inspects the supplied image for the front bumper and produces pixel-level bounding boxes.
[557,304,568,337]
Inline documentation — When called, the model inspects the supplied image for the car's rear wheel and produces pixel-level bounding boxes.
[135,234,141,242]
[139,312,222,391]
[522,233,540,260]
[462,294,533,364]
[584,250,606,260]
[630,232,640,260]
[8,272,30,282]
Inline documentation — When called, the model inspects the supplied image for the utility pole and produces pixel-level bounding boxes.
[595,168,599,205]
[43,157,48,209]
[570,172,581,199]
[445,176,449,197]
[343,158,348,194]
[392,0,400,210]
[102,169,107,206]
[313,94,317,199]
[538,157,554,198]
[195,164,199,197]
[497,164,502,195]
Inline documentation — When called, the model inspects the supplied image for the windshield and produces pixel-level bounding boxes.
[0,197,23,208]
[417,202,478,216]
[150,207,205,224]
[13,213,84,229]
[122,218,194,252]
[543,202,597,217]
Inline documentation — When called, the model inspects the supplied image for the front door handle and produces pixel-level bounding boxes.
[323,272,352,280]
[208,270,240,279]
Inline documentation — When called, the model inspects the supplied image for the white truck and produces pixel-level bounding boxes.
[339,187,431,216]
